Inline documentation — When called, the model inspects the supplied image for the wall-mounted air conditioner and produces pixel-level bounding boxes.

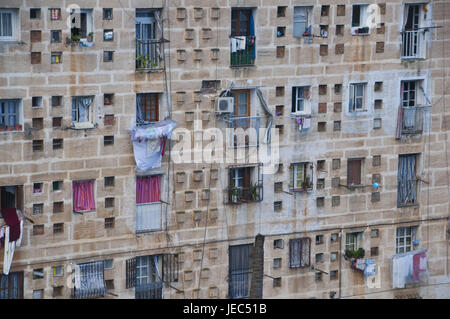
[216,97,234,114]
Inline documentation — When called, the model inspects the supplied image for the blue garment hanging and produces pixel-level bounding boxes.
[250,13,255,60]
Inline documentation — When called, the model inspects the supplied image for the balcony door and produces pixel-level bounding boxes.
[136,10,158,69]
[231,9,251,36]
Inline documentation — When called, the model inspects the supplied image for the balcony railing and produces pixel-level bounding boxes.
[401,30,421,59]
[401,106,424,135]
[397,179,418,207]
[136,39,164,71]
[227,184,263,204]
[135,282,163,299]
[136,202,161,233]
[230,36,255,67]
[228,116,261,148]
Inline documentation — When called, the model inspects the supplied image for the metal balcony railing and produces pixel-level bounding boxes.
[227,184,263,204]
[228,116,261,148]
[401,30,421,59]
[135,282,163,299]
[136,202,161,233]
[397,179,418,207]
[136,39,164,71]
[401,106,424,135]
[230,36,255,67]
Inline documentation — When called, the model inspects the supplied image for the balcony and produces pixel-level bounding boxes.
[228,116,261,148]
[401,30,421,59]
[401,106,424,135]
[230,36,255,67]
[135,281,163,299]
[136,39,164,71]
[136,202,161,233]
[227,184,263,204]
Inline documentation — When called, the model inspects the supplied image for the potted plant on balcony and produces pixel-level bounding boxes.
[230,186,241,203]
[248,183,259,202]
[87,32,94,42]
[302,177,312,191]
[6,126,13,131]
[71,34,81,42]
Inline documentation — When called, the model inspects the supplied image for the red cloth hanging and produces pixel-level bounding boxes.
[136,175,161,204]
[161,137,167,156]
[72,180,96,212]
[1,208,20,241]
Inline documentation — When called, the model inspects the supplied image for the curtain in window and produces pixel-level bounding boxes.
[0,13,12,37]
[136,175,161,204]
[72,97,92,123]
[136,94,144,124]
[397,155,417,205]
[72,180,96,212]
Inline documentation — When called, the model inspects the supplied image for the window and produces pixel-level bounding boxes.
[53,138,63,149]
[136,93,159,124]
[290,162,313,191]
[273,258,281,269]
[32,140,43,152]
[103,29,114,41]
[349,83,366,111]
[371,229,379,238]
[30,30,41,42]
[229,244,252,299]
[228,165,262,203]
[72,180,96,213]
[105,217,115,228]
[0,99,20,130]
[72,96,94,127]
[274,182,283,193]
[49,8,61,21]
[136,175,162,232]
[0,272,23,299]
[51,30,61,43]
[293,7,311,37]
[32,289,43,299]
[103,51,113,62]
[273,239,284,249]
[276,26,285,37]
[274,201,282,212]
[105,198,114,209]
[230,9,255,66]
[0,9,19,41]
[53,265,63,277]
[289,238,311,268]
[33,225,44,235]
[53,223,64,234]
[135,9,163,70]
[316,235,324,245]
[351,5,369,34]
[52,181,63,191]
[315,253,324,263]
[53,201,64,213]
[31,52,41,64]
[321,5,329,17]
[52,96,62,107]
[30,8,41,19]
[70,9,93,41]
[32,203,43,215]
[52,117,62,128]
[347,158,363,186]
[104,176,115,187]
[104,259,113,269]
[291,86,311,114]
[33,183,43,194]
[72,261,106,299]
[345,232,363,252]
[277,6,286,17]
[32,96,42,108]
[398,154,418,207]
[396,226,417,254]
[402,4,428,59]
[104,136,114,146]
[103,8,113,20]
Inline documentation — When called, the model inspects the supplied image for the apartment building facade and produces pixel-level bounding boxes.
[0,0,449,299]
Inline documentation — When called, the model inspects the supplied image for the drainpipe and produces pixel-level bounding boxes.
[338,229,343,299]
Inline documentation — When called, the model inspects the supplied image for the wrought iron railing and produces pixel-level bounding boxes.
[230,36,255,67]
[135,281,163,299]
[136,39,164,71]
[402,30,421,59]
[228,116,261,148]
[401,106,424,135]
[227,184,263,204]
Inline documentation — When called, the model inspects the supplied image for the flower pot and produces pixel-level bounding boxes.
[15,124,22,131]
[6,126,12,131]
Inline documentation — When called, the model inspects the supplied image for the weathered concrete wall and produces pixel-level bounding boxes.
[0,0,448,299]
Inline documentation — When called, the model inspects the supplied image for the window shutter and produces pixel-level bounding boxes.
[289,239,300,268]
[289,165,294,189]
[243,167,251,188]
[292,88,296,113]
[349,85,354,112]
[163,254,179,283]
[126,257,136,288]
[348,160,361,185]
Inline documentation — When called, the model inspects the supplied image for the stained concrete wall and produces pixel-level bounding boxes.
[0,0,448,298]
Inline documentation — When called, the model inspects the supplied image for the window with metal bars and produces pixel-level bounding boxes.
[72,261,105,299]
[289,238,311,268]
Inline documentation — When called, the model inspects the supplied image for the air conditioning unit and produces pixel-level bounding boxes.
[216,97,234,114]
